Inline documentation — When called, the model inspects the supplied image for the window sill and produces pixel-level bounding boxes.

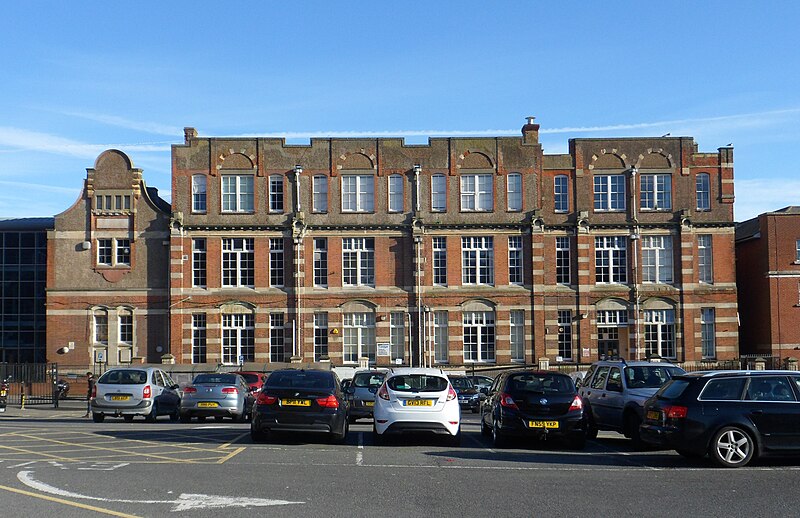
[220,211,256,215]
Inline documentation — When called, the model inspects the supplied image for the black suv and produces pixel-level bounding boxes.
[640,370,800,467]
[578,359,684,445]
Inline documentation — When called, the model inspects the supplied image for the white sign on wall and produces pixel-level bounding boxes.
[377,343,391,356]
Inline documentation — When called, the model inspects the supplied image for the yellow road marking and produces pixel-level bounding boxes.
[10,434,198,464]
[216,446,246,464]
[0,444,79,463]
[219,432,250,449]
[0,483,141,518]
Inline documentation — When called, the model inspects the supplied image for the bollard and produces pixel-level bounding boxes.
[20,393,26,410]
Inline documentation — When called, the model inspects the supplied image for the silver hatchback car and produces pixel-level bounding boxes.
[91,367,181,422]
[180,373,254,422]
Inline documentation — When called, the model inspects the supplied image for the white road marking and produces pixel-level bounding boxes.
[17,470,305,511]
[356,433,364,466]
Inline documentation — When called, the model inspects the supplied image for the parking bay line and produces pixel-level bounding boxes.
[0,483,141,518]
[356,433,364,466]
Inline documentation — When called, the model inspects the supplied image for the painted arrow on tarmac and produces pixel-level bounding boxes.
[18,471,304,511]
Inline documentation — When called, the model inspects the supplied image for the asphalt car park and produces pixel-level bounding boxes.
[1,404,800,517]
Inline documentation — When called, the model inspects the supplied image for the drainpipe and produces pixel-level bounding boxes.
[629,166,641,360]
[294,165,302,213]
[415,236,423,368]
[413,164,421,214]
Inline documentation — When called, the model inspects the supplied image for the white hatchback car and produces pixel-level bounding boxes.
[373,368,461,445]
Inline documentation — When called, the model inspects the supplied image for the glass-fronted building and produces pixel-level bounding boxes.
[0,218,52,362]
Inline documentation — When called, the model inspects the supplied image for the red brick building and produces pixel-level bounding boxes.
[736,207,800,362]
[163,119,738,370]
[46,150,171,366]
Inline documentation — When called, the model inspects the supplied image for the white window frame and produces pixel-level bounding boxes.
[696,173,711,211]
[463,311,495,363]
[701,308,716,359]
[510,310,524,362]
[431,174,446,212]
[93,311,108,345]
[221,313,255,365]
[556,236,571,285]
[433,311,449,363]
[390,312,405,362]
[313,238,328,288]
[313,312,328,361]
[558,310,573,361]
[192,175,207,213]
[508,235,523,285]
[640,174,672,211]
[460,174,493,212]
[191,314,207,364]
[269,175,284,213]
[461,236,494,285]
[269,237,284,288]
[698,235,713,284]
[118,312,133,345]
[432,237,447,286]
[341,175,374,213]
[97,238,129,267]
[342,237,375,287]
[343,312,376,363]
[507,173,522,212]
[192,238,207,288]
[269,313,286,362]
[554,175,569,212]
[221,175,254,213]
[644,309,676,359]
[796,239,800,263]
[642,235,673,284]
[313,175,328,213]
[595,236,628,284]
[388,174,404,213]
[222,238,255,288]
[593,174,626,211]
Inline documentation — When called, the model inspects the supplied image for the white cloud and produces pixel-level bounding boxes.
[0,180,78,195]
[56,110,182,136]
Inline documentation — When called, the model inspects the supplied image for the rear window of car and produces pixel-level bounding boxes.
[353,373,385,388]
[194,374,238,385]
[387,375,448,393]
[507,373,574,394]
[265,371,333,390]
[699,377,746,401]
[98,369,147,385]
[625,366,685,389]
[450,378,474,390]
[655,379,690,400]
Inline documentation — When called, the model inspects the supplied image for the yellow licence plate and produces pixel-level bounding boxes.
[0,390,6,397]
[110,395,130,401]
[529,420,559,429]
[197,402,218,408]
[281,399,311,407]
[404,399,433,407]
[647,410,660,421]
[365,401,374,407]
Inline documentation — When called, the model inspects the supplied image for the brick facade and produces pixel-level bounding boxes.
[736,207,800,361]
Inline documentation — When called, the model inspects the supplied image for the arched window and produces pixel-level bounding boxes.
[192,175,207,213]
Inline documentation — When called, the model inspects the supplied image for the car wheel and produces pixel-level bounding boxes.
[568,432,587,450]
[331,420,348,444]
[250,421,267,443]
[625,413,643,448]
[372,424,385,446]
[448,429,462,447]
[179,413,191,423]
[169,408,179,422]
[214,416,224,422]
[92,413,105,423]
[585,413,598,440]
[492,419,507,448]
[196,416,206,422]
[145,403,158,423]
[481,417,492,437]
[710,426,754,468]
[123,415,134,422]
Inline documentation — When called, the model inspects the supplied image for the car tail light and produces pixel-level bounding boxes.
[499,392,518,410]
[316,395,339,408]
[91,385,96,399]
[183,386,197,394]
[221,387,238,395]
[377,383,389,401]
[143,385,151,399]
[447,386,457,401]
[664,405,688,419]
[569,395,583,411]
[256,392,277,405]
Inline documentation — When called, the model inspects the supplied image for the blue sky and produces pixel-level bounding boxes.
[2,1,799,222]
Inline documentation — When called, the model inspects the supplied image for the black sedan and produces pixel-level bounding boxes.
[640,370,800,467]
[449,376,481,413]
[251,369,349,443]
[481,370,587,449]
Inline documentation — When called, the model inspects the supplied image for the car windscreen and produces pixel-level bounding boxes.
[449,377,474,390]
[387,374,448,393]
[507,373,574,395]
[655,379,690,400]
[625,366,685,389]
[265,371,334,390]
[98,370,147,385]
[193,374,238,385]
[237,373,260,384]
[352,373,385,388]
